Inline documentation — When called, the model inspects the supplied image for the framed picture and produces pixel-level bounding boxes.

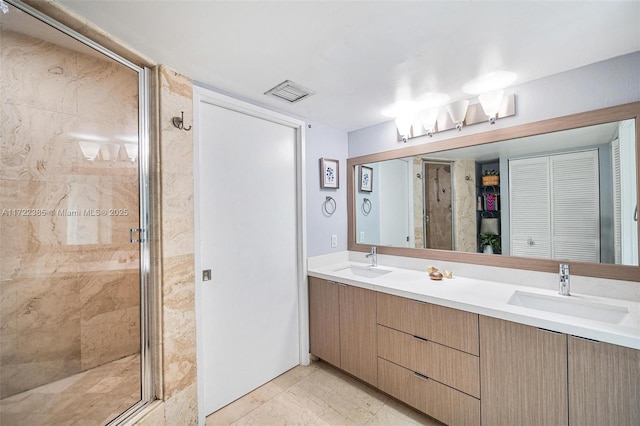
[319,158,339,189]
[359,165,373,192]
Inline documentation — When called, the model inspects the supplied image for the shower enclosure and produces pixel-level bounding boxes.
[422,161,454,250]
[0,1,151,424]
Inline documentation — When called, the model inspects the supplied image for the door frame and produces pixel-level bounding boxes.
[192,85,308,424]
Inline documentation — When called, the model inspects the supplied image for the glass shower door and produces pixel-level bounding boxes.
[0,2,148,424]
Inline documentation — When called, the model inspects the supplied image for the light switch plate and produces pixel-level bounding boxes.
[331,234,338,248]
[360,231,365,242]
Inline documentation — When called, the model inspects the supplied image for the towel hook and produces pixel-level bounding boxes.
[172,111,192,131]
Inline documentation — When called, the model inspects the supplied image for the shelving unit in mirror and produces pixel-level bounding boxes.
[477,160,501,254]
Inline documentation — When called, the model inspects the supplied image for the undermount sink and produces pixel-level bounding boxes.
[334,265,392,279]
[507,290,629,324]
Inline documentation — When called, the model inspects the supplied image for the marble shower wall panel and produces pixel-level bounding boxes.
[0,275,81,397]
[80,270,140,371]
[0,29,140,398]
[157,67,197,414]
[453,160,477,253]
[77,54,139,141]
[0,30,79,115]
[424,163,453,250]
[413,158,424,249]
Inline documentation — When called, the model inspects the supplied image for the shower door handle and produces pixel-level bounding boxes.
[130,228,146,243]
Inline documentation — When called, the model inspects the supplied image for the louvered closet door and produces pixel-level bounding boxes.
[612,140,622,264]
[509,157,551,258]
[551,150,600,262]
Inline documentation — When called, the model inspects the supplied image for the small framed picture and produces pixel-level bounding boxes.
[319,158,339,189]
[359,165,373,192]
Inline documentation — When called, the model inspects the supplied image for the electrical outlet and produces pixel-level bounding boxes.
[360,231,365,242]
[331,234,338,248]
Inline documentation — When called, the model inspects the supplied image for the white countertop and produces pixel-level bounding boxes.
[308,260,640,350]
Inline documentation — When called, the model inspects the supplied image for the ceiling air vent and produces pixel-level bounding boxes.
[264,80,315,104]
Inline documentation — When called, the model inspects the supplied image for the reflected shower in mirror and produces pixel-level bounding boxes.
[354,119,638,266]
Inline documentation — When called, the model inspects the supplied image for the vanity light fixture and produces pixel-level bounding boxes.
[478,89,505,124]
[420,109,440,137]
[447,99,470,131]
[395,115,415,143]
[78,141,101,162]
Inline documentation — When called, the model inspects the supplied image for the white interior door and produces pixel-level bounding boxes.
[197,96,301,416]
[379,159,410,247]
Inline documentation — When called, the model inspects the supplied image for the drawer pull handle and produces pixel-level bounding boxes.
[412,299,427,304]
[413,335,428,343]
[413,372,429,381]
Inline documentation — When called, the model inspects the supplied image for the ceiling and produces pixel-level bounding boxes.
[51,1,640,132]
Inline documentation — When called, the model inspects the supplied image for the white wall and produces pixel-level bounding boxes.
[305,121,349,256]
[348,51,640,157]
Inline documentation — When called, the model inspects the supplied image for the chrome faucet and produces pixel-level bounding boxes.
[366,246,377,267]
[559,263,570,296]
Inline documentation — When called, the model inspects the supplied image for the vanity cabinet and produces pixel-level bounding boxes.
[308,277,341,367]
[568,336,640,425]
[309,276,639,426]
[481,316,640,426]
[480,316,568,426]
[339,281,377,386]
[307,277,377,386]
[377,293,480,426]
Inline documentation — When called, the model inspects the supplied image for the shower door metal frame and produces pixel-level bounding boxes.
[5,1,155,422]
[421,160,456,250]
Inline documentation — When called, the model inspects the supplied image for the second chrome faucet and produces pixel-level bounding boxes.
[559,263,570,296]
[366,246,377,267]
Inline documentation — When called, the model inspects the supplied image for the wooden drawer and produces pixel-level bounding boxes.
[378,358,480,426]
[377,292,479,355]
[377,325,480,398]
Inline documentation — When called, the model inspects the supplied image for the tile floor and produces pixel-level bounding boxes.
[206,361,443,425]
[0,354,140,426]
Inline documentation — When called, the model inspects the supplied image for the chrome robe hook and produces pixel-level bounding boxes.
[172,111,192,131]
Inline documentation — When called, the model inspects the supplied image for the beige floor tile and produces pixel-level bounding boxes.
[270,363,322,391]
[206,381,283,425]
[366,399,443,426]
[286,365,388,425]
[232,391,330,426]
[206,361,442,426]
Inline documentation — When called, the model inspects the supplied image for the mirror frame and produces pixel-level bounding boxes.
[348,102,640,282]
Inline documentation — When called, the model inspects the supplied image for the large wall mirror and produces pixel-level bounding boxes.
[348,102,640,282]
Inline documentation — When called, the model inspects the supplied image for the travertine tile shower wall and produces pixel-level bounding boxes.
[0,29,140,398]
